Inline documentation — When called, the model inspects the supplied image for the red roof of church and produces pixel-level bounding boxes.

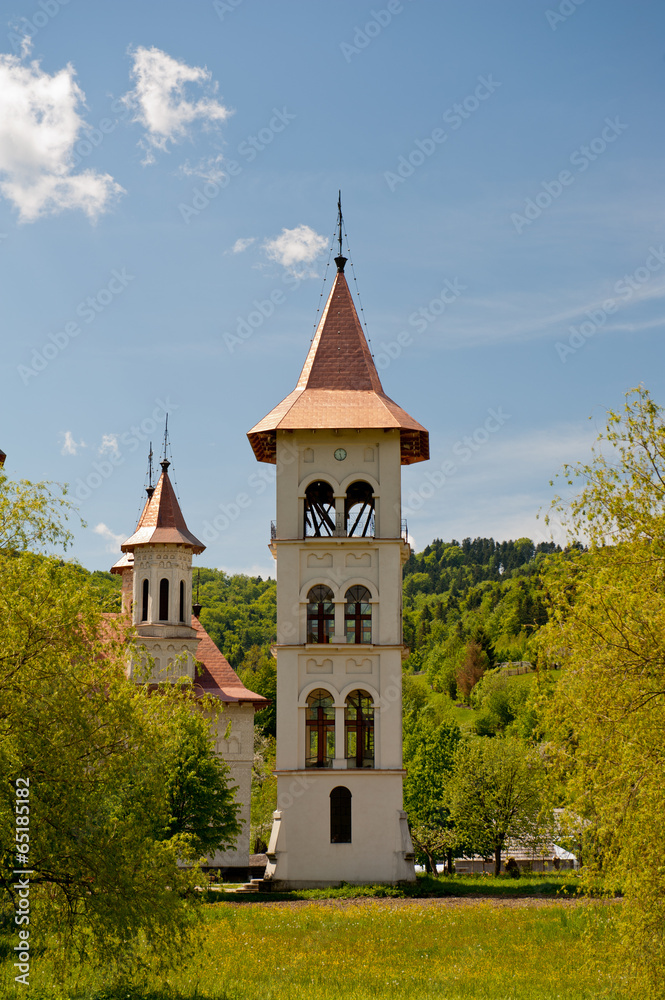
[247,266,429,466]
[121,462,205,554]
[190,615,268,705]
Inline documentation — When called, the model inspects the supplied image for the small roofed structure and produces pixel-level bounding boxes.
[247,258,429,466]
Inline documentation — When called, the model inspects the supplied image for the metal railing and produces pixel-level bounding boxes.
[270,520,276,540]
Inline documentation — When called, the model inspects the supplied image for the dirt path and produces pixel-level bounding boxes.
[224,894,595,910]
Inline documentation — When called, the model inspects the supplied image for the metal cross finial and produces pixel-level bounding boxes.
[161,414,170,470]
[146,441,155,497]
[334,191,347,272]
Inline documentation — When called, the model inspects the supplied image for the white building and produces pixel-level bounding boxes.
[110,457,266,877]
[247,246,430,888]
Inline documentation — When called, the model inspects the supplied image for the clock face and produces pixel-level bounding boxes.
[334,448,347,461]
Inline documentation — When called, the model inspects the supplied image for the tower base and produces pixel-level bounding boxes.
[263,770,416,887]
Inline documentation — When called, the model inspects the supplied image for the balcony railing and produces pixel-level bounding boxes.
[270,520,276,540]
[401,519,409,543]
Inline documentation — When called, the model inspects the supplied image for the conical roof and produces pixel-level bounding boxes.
[121,461,205,553]
[247,264,429,465]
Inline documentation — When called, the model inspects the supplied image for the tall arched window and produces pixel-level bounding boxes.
[345,586,372,643]
[179,580,185,622]
[307,585,335,643]
[345,690,375,769]
[159,578,169,621]
[304,480,335,537]
[141,579,149,621]
[305,689,335,768]
[345,481,375,537]
[330,786,352,843]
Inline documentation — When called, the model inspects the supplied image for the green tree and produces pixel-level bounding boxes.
[455,640,488,700]
[447,736,544,875]
[164,700,241,856]
[403,717,461,872]
[540,386,665,997]
[0,473,238,970]
[250,731,277,853]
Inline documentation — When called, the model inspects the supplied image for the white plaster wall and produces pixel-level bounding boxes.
[265,771,414,885]
[203,703,255,867]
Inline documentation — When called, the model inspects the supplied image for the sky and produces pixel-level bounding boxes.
[1,0,664,577]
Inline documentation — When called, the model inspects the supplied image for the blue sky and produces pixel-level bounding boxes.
[2,0,664,576]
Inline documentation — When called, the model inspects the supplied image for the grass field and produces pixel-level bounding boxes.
[0,880,627,1000]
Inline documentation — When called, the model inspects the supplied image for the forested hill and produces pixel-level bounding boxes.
[401,537,563,697]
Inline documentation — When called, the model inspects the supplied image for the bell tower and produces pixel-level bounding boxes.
[248,203,429,888]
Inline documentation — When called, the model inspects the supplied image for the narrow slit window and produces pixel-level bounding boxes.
[330,786,352,843]
[141,579,149,621]
[179,580,185,622]
[345,586,372,644]
[306,689,335,768]
[159,578,169,621]
[307,585,335,643]
[345,690,375,769]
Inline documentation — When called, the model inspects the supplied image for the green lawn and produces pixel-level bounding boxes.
[0,885,627,1000]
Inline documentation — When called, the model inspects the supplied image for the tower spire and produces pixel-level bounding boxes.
[334,190,347,273]
[146,442,155,499]
[161,414,170,471]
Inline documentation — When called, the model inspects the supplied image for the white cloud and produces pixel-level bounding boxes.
[179,154,226,184]
[232,237,255,254]
[0,53,124,223]
[263,224,328,278]
[123,47,231,164]
[99,434,120,459]
[60,431,85,456]
[94,522,125,553]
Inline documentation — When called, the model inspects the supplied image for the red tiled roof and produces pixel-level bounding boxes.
[247,268,429,465]
[191,615,268,705]
[122,463,205,553]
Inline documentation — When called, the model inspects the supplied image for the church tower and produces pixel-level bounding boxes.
[248,210,429,888]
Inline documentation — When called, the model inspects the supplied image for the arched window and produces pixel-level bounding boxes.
[345,586,372,644]
[159,578,169,621]
[141,579,149,621]
[305,689,335,768]
[179,580,185,623]
[304,480,335,537]
[307,585,335,643]
[345,690,374,769]
[330,786,351,843]
[345,481,375,537]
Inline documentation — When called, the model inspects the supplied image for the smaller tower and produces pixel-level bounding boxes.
[118,457,205,682]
